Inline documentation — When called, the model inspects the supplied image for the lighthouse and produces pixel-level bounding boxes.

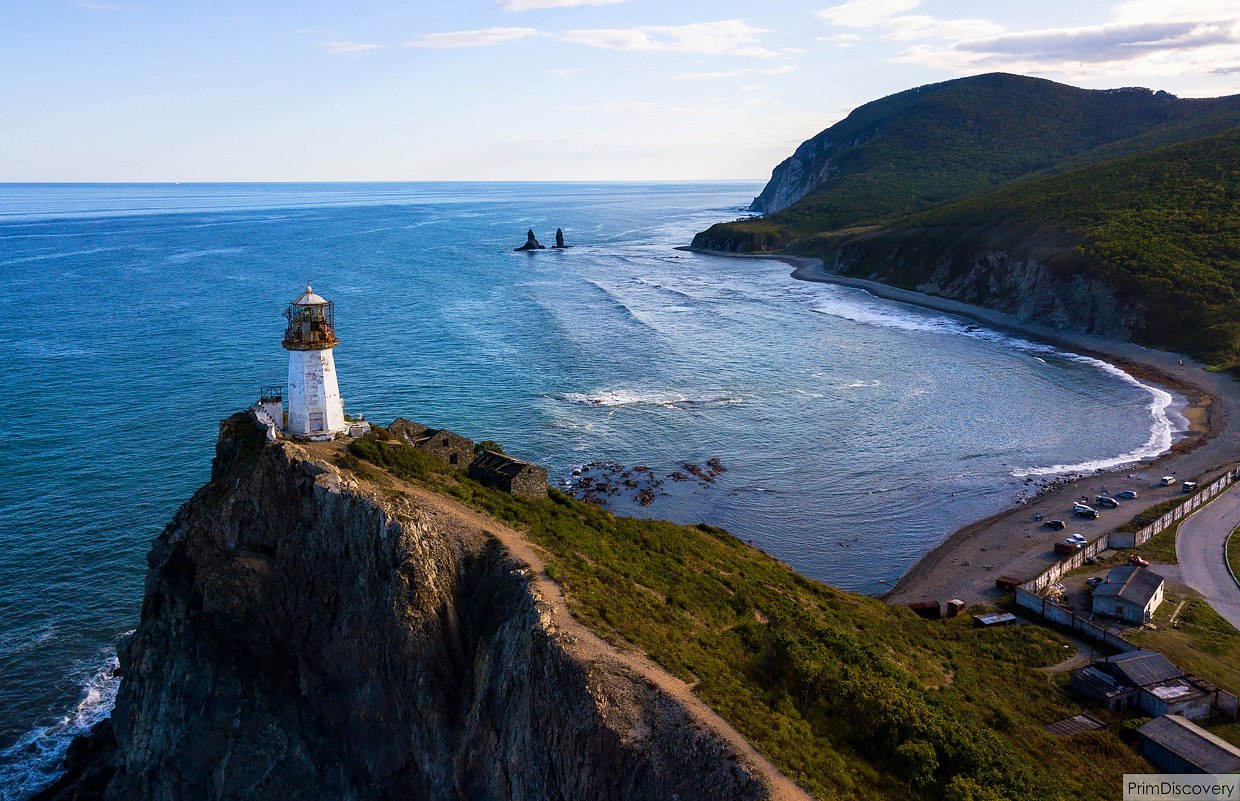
[282,284,347,437]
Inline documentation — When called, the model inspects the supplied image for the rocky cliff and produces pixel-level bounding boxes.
[806,228,1144,339]
[36,413,775,801]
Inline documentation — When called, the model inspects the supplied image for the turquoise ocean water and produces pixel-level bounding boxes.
[0,182,1178,796]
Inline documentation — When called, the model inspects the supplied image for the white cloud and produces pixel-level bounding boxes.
[739,83,765,92]
[404,27,540,49]
[878,15,1003,41]
[815,1,1000,43]
[1113,0,1238,24]
[320,40,385,54]
[673,65,797,80]
[674,70,747,80]
[499,0,626,9]
[561,19,779,58]
[815,0,920,28]
[896,18,1240,79]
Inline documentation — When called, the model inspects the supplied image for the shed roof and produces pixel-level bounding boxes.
[1070,666,1135,699]
[1103,650,1182,687]
[1094,565,1164,607]
[1138,715,1240,774]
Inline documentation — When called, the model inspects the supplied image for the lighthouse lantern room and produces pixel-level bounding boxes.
[283,284,347,438]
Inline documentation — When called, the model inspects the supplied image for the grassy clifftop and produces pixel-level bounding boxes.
[345,430,1151,801]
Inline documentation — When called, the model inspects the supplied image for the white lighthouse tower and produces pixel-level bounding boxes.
[282,284,347,438]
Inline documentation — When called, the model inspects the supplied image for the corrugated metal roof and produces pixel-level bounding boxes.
[1138,715,1240,773]
[1071,666,1134,698]
[1046,714,1107,737]
[1093,565,1163,606]
[1104,651,1182,687]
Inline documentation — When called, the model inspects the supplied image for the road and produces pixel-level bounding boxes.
[1176,483,1240,630]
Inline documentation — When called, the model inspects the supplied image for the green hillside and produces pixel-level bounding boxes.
[796,127,1240,369]
[693,74,1239,252]
[346,431,1153,801]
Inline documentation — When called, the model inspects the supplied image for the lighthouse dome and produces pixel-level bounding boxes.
[291,284,329,306]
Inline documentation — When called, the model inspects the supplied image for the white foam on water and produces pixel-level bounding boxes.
[807,284,1180,478]
[0,640,126,801]
[556,389,741,410]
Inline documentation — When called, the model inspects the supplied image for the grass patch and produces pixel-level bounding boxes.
[1130,596,1240,690]
[343,432,1153,800]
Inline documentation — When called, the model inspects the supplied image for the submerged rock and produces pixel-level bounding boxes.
[514,228,545,251]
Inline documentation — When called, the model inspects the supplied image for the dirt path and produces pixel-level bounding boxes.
[400,483,814,801]
[1176,483,1240,629]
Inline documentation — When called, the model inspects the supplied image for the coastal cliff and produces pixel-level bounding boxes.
[804,231,1144,339]
[37,413,771,801]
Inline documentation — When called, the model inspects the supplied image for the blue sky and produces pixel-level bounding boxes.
[2,0,1237,181]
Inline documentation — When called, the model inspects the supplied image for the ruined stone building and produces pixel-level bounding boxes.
[469,450,548,499]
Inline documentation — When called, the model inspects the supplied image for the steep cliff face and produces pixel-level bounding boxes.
[817,234,1144,339]
[41,414,772,801]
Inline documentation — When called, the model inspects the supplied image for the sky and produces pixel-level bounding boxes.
[2,0,1238,181]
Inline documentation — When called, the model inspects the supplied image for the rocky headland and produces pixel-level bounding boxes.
[34,412,794,801]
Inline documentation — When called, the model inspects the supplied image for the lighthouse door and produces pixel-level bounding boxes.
[308,411,325,432]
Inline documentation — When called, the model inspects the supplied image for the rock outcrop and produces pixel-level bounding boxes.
[514,229,545,251]
[553,228,566,249]
[814,231,1144,339]
[39,413,775,801]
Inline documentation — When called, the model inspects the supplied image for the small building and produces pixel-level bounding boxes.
[1137,714,1240,774]
[389,417,429,441]
[387,418,476,468]
[1069,666,1137,712]
[1086,651,1218,721]
[1092,565,1164,623]
[1142,676,1218,721]
[469,450,548,499]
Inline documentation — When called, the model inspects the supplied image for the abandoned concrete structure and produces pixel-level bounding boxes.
[470,450,548,499]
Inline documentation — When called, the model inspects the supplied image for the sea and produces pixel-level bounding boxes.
[0,181,1182,797]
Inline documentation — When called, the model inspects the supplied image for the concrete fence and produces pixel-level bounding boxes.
[1109,471,1238,548]
[1014,467,1239,650]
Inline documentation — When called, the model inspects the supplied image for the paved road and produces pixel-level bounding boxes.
[1176,483,1240,630]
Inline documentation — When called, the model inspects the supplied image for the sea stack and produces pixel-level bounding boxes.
[553,228,566,248]
[514,229,545,251]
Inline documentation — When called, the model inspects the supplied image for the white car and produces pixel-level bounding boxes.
[1066,534,1088,546]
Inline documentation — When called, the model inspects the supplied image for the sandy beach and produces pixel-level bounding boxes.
[681,247,1240,604]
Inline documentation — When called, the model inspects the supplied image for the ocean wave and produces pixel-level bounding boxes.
[0,639,127,801]
[807,285,1181,477]
[840,380,881,389]
[556,389,741,410]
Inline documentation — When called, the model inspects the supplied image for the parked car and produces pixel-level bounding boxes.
[1160,476,1176,486]
[1116,490,1138,499]
[1183,481,1198,493]
[1044,519,1066,531]
[1128,555,1150,567]
[1067,534,1088,545]
[1095,496,1119,508]
[1074,507,1099,519]
[1086,576,1104,588]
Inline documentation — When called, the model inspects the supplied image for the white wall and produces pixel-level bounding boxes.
[286,348,346,436]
